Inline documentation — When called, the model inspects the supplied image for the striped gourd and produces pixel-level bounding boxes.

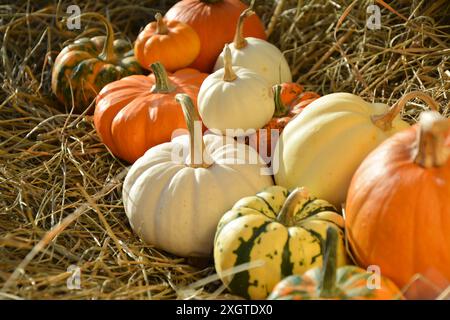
[214,186,348,300]
[268,228,403,300]
[51,13,142,113]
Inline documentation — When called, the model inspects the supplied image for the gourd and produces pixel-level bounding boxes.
[268,228,403,300]
[346,107,450,299]
[214,186,348,299]
[134,13,200,71]
[123,94,273,257]
[94,63,207,163]
[198,45,274,136]
[213,8,291,85]
[273,92,438,208]
[51,13,142,114]
[165,0,266,72]
[252,83,320,157]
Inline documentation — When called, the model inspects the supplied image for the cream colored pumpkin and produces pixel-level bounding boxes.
[123,94,273,257]
[272,92,436,208]
[199,45,274,136]
[213,8,291,86]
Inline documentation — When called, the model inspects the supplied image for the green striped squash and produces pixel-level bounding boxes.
[51,13,141,113]
[214,185,348,300]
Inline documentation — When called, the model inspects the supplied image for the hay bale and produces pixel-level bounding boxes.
[0,0,449,299]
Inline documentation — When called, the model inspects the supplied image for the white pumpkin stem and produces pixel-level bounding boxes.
[371,91,439,131]
[413,111,450,168]
[150,62,176,93]
[277,187,310,226]
[175,94,211,169]
[233,5,255,50]
[155,13,169,35]
[71,13,117,62]
[318,227,339,298]
[222,45,237,82]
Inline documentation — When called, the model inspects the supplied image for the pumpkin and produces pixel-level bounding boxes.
[134,13,200,71]
[214,186,348,299]
[268,227,403,300]
[165,0,266,72]
[51,13,142,114]
[251,84,320,157]
[272,92,439,208]
[213,7,291,85]
[123,94,273,257]
[346,108,450,299]
[94,62,207,163]
[198,45,274,137]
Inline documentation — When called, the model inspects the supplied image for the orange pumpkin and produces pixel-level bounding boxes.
[165,0,266,72]
[94,62,208,163]
[346,99,450,299]
[269,227,403,300]
[134,13,200,71]
[251,83,320,157]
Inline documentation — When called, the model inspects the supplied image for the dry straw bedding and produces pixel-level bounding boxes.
[0,0,449,299]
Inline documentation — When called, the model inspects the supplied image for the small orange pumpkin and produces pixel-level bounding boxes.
[346,94,450,299]
[134,13,200,71]
[94,62,208,163]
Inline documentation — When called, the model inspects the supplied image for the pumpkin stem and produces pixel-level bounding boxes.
[222,45,237,82]
[233,4,255,50]
[150,62,176,93]
[413,111,450,168]
[71,13,117,62]
[273,85,291,117]
[371,91,439,131]
[277,187,310,227]
[318,227,339,298]
[175,94,211,169]
[155,13,169,35]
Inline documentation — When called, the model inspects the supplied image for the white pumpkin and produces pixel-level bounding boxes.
[273,92,421,208]
[198,45,274,137]
[213,8,291,86]
[123,94,273,257]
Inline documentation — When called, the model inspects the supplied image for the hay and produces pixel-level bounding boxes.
[0,0,449,300]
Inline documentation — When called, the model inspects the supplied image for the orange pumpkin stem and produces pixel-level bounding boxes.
[155,13,169,35]
[233,6,255,49]
[277,187,310,227]
[150,62,176,93]
[318,227,339,298]
[223,45,237,82]
[175,94,212,169]
[413,111,450,168]
[273,85,291,117]
[371,91,439,131]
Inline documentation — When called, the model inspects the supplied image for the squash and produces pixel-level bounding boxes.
[213,7,291,85]
[165,0,266,72]
[134,13,200,71]
[94,62,207,163]
[123,94,273,257]
[51,13,142,114]
[214,186,348,299]
[272,92,440,208]
[251,83,320,157]
[268,227,403,300]
[198,45,274,136]
[346,108,450,299]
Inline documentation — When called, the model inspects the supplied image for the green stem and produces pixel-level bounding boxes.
[72,13,117,62]
[150,62,176,93]
[318,227,339,298]
[273,85,290,117]
[155,13,168,35]
[223,45,237,82]
[371,91,439,131]
[277,188,309,227]
[233,5,255,49]
[413,111,450,168]
[175,94,211,168]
